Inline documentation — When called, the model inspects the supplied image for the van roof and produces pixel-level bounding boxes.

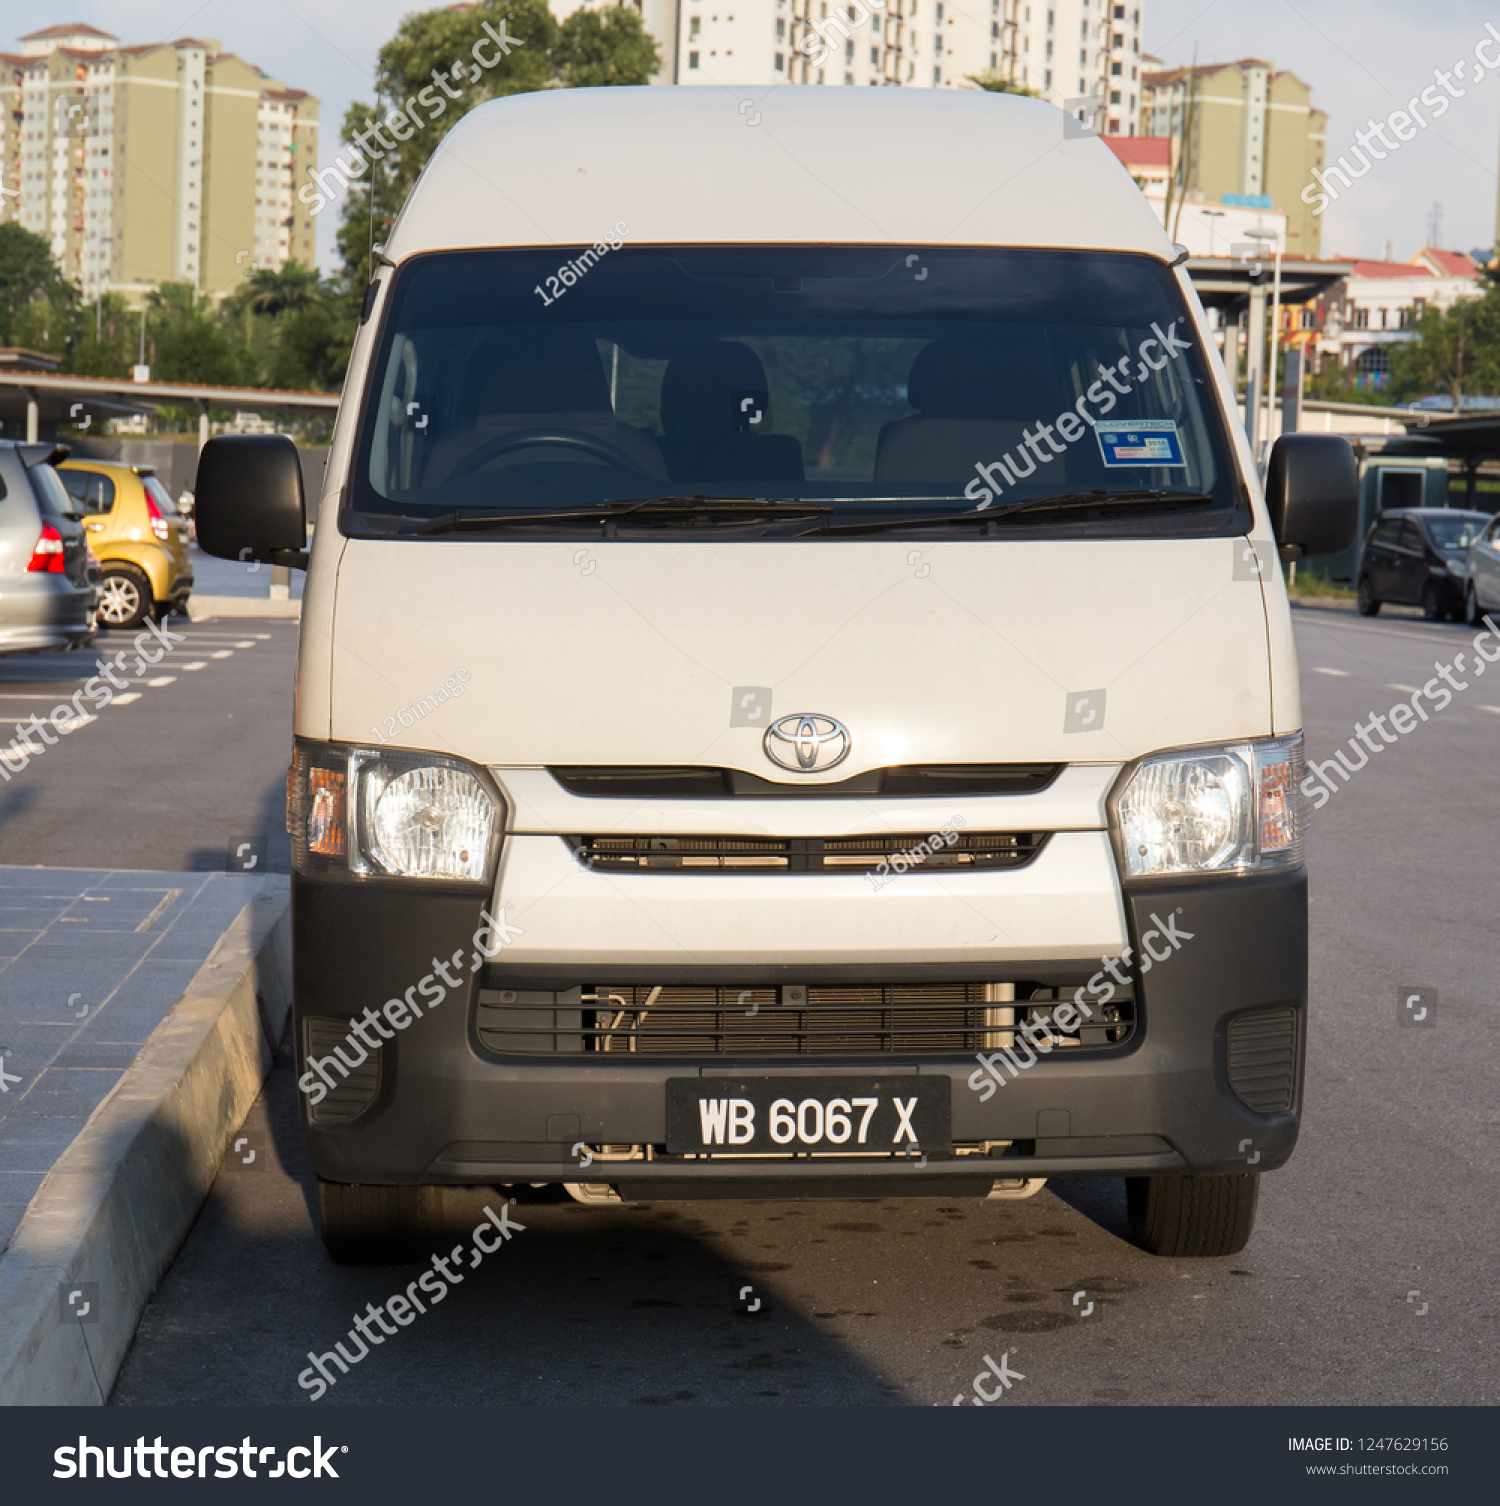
[386,86,1176,262]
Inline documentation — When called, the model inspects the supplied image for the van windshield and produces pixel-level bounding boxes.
[348,246,1246,538]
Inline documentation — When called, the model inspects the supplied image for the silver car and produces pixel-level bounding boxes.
[0,442,99,655]
[1463,511,1500,624]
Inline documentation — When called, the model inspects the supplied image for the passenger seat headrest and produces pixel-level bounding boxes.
[905,332,1059,420]
[660,340,771,435]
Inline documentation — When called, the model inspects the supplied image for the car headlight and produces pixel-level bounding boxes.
[1110,734,1303,880]
[290,741,501,884]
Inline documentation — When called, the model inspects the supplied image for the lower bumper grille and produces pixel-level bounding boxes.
[475,982,1135,1057]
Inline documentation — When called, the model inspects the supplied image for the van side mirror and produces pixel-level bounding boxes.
[1264,434,1358,558]
[194,434,309,568]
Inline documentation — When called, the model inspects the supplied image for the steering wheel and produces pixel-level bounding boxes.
[447,427,649,480]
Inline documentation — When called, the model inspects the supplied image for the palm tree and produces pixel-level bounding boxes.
[245,260,327,317]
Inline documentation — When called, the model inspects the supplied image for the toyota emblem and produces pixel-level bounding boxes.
[763,714,851,773]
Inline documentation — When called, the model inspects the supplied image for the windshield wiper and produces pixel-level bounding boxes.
[402,496,834,536]
[798,490,1215,537]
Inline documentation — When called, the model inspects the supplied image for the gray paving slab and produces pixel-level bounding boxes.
[0,867,269,1251]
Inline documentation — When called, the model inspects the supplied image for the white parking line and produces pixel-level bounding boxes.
[233,640,255,648]
[1313,667,1351,676]
[181,662,207,671]
[146,677,176,687]
[210,651,233,660]
[1478,706,1500,715]
[110,693,141,706]
[1388,684,1419,693]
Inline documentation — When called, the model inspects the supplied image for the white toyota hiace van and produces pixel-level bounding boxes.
[196,87,1356,1262]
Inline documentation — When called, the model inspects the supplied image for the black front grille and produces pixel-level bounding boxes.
[566,831,1050,874]
[549,763,1062,799]
[1226,1006,1299,1113]
[475,983,1135,1057]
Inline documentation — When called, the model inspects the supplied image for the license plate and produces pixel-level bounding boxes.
[666,1075,951,1156]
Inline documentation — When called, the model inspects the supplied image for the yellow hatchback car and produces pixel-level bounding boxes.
[57,459,193,627]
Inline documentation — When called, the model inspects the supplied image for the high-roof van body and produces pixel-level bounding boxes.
[197,88,1356,1260]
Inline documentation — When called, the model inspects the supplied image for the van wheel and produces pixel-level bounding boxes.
[318,1179,440,1265]
[1126,1172,1259,1257]
[1355,576,1380,616]
[98,565,153,629]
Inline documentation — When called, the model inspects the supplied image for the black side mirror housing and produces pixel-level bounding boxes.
[194,434,309,568]
[1264,433,1359,558]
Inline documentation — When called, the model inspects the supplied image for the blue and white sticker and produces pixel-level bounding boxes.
[1096,419,1185,467]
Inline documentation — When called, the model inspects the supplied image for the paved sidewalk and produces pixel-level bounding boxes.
[0,868,266,1251]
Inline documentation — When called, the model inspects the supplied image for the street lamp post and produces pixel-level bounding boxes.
[1202,208,1225,257]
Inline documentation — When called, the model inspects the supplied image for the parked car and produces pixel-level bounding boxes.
[56,459,193,628]
[194,87,1358,1264]
[1356,507,1490,621]
[1463,511,1500,623]
[0,442,98,655]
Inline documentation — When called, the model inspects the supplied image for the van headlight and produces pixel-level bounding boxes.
[290,742,501,884]
[1110,734,1303,880]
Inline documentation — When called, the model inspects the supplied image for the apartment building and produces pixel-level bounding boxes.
[0,23,318,305]
[560,0,1144,130]
[1140,57,1325,258]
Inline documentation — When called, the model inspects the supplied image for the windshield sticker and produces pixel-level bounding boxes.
[1096,420,1186,468]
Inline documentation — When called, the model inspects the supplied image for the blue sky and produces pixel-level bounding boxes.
[23,0,1500,272]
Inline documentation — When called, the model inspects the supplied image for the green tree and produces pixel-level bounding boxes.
[332,0,659,290]
[0,222,73,346]
[554,6,658,87]
[146,282,251,386]
[1388,295,1500,406]
[70,293,134,378]
[964,72,1038,95]
[242,259,328,317]
[265,302,354,391]
[334,0,559,291]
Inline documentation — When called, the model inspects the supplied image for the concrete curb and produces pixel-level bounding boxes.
[187,595,301,620]
[0,877,293,1405]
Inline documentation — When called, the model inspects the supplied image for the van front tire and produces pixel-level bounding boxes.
[318,1179,439,1265]
[1126,1172,1259,1257]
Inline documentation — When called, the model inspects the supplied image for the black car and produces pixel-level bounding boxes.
[1356,507,1491,621]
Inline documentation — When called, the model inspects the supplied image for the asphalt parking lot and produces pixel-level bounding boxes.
[0,618,298,874]
[92,604,1498,1408]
